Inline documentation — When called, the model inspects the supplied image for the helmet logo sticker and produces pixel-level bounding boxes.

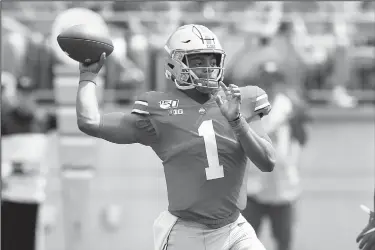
[173,51,184,62]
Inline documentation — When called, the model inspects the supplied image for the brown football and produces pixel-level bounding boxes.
[57,24,114,64]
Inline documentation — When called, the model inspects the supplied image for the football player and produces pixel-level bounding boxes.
[243,62,310,250]
[1,74,56,250]
[357,199,375,250]
[76,24,276,250]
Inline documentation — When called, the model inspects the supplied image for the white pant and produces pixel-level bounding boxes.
[153,211,266,250]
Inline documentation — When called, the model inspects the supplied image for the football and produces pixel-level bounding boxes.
[57,24,114,64]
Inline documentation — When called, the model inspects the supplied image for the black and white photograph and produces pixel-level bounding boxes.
[1,2,374,250]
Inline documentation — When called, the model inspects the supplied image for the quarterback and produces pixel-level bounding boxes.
[76,24,276,250]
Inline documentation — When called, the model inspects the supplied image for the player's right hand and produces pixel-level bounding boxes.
[357,205,375,250]
[79,52,106,75]
[215,82,242,122]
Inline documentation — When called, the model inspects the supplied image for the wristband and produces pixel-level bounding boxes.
[228,114,248,135]
[79,72,98,84]
[228,113,241,123]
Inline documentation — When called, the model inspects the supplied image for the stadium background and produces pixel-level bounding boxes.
[1,2,375,250]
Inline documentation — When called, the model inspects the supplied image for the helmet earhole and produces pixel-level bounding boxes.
[182,56,187,65]
[215,54,221,66]
[167,63,175,69]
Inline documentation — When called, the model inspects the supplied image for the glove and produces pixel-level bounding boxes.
[79,52,107,84]
[357,205,375,250]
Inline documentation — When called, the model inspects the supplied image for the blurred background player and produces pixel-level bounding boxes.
[76,24,275,250]
[1,73,57,250]
[242,62,310,250]
[357,195,375,250]
[223,2,359,108]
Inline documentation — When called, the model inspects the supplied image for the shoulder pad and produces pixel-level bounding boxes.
[253,86,272,117]
[241,86,272,118]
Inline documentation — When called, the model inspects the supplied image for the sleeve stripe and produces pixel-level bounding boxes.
[255,102,271,111]
[131,109,150,115]
[134,100,148,106]
[256,94,267,101]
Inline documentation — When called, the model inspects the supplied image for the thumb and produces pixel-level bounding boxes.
[215,94,224,107]
[98,52,107,67]
[79,62,84,71]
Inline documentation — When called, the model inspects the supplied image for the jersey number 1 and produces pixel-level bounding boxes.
[198,120,224,180]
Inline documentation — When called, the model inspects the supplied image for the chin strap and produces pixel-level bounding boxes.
[174,79,196,90]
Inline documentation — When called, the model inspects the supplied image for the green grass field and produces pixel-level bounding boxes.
[43,107,374,250]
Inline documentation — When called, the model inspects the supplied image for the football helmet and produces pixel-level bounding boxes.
[164,24,226,90]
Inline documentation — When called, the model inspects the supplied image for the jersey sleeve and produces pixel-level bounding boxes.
[130,92,159,146]
[253,87,272,118]
[131,92,151,116]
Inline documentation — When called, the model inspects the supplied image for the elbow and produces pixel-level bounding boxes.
[264,148,277,172]
[261,157,276,172]
[264,141,277,172]
[77,118,100,137]
[257,151,276,173]
[252,157,275,173]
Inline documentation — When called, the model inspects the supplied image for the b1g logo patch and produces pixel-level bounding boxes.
[159,99,179,110]
[204,36,216,49]
[168,108,184,116]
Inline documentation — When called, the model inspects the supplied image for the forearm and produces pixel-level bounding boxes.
[230,115,276,172]
[76,74,101,137]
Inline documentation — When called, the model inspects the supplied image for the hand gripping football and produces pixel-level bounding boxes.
[57,24,114,64]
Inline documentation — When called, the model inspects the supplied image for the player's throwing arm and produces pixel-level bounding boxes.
[76,53,151,144]
[61,25,155,145]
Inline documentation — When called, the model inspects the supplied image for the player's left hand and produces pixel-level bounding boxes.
[357,205,375,250]
[215,82,241,121]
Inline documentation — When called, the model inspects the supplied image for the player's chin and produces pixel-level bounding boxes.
[196,86,217,94]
